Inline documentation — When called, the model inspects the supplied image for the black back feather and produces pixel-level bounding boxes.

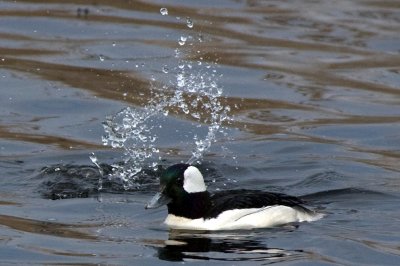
[205,189,311,219]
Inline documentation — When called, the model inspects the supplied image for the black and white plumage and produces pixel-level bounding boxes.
[146,164,323,230]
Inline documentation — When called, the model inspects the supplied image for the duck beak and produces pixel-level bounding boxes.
[145,191,171,209]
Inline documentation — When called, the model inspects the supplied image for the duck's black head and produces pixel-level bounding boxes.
[145,163,207,210]
[160,163,187,194]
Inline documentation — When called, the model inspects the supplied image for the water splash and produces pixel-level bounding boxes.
[96,13,232,189]
[101,105,162,189]
[170,57,231,164]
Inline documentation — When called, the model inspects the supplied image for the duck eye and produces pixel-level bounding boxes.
[176,176,184,186]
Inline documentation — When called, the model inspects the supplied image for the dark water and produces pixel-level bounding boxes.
[1,0,400,265]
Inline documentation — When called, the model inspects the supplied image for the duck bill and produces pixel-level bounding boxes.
[145,192,171,209]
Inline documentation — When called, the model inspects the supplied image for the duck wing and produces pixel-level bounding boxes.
[206,189,310,219]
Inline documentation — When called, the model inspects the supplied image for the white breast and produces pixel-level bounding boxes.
[164,205,323,231]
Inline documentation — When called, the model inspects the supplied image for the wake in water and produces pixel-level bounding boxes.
[92,8,232,189]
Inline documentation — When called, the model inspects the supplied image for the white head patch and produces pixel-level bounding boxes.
[183,166,207,193]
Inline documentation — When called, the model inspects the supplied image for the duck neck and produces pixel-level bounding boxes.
[167,191,211,219]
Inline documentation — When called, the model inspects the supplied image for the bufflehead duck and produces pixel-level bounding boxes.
[146,164,323,230]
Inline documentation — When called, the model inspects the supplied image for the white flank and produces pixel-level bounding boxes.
[183,166,207,193]
[164,205,324,231]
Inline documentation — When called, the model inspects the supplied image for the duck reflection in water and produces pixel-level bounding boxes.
[155,227,306,262]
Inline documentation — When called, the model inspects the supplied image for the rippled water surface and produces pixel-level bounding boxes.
[1,0,400,265]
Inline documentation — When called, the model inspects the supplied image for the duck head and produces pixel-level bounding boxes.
[145,163,207,209]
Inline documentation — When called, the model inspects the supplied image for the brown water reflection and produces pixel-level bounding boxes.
[1,54,316,139]
[0,214,96,240]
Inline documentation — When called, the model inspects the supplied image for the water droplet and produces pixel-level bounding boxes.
[99,55,105,62]
[112,42,116,47]
[160,7,168,16]
[178,36,187,46]
[177,73,185,87]
[186,17,193,28]
[89,154,98,164]
[162,65,169,73]
[174,48,181,58]
[192,113,200,119]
